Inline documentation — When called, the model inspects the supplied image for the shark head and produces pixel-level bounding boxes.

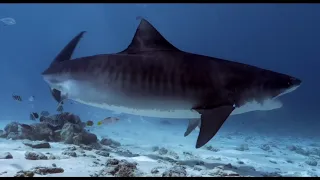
[258,70,301,100]
[42,31,87,103]
[233,68,302,111]
[42,63,76,91]
[42,69,72,104]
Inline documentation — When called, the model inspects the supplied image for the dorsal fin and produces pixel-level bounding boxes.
[120,18,179,54]
[50,31,86,66]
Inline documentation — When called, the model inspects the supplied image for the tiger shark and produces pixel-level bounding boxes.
[42,18,301,148]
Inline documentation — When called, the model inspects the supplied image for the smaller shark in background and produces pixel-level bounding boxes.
[42,18,301,148]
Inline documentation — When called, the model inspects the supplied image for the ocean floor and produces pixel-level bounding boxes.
[0,117,319,177]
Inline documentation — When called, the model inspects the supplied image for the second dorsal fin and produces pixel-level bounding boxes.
[120,18,179,54]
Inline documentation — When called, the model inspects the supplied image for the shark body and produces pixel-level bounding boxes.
[42,19,301,148]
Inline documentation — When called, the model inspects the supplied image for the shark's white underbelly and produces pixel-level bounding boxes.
[60,80,283,119]
[74,98,200,118]
[73,97,283,119]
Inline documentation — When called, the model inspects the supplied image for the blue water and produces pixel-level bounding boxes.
[0,3,319,177]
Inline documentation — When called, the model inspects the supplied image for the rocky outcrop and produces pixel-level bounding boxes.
[0,130,6,138]
[3,122,23,140]
[60,123,82,144]
[14,166,64,177]
[25,151,48,160]
[62,150,77,157]
[0,152,13,159]
[73,131,97,145]
[32,166,64,175]
[95,150,110,157]
[14,171,34,177]
[0,112,98,147]
[4,122,19,134]
[23,141,51,149]
[287,145,310,156]
[95,159,143,177]
[305,158,318,166]
[162,166,187,177]
[235,144,249,151]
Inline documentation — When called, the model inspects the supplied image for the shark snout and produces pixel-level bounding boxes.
[291,77,302,86]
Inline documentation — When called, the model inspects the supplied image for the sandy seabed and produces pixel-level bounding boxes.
[0,120,319,177]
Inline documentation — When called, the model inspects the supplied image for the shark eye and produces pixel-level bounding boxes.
[288,79,294,85]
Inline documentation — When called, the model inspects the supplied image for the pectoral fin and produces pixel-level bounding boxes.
[50,88,67,104]
[184,119,201,137]
[194,105,234,148]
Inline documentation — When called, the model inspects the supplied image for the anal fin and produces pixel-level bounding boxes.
[195,105,234,149]
[184,119,201,137]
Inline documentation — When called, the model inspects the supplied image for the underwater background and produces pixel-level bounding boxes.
[0,3,319,177]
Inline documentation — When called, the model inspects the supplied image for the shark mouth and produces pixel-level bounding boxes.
[274,85,301,100]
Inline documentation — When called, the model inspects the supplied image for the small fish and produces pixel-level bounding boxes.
[97,117,120,126]
[29,112,39,121]
[28,96,35,102]
[57,104,63,112]
[12,94,22,102]
[0,17,16,26]
[40,111,50,116]
[86,120,94,126]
